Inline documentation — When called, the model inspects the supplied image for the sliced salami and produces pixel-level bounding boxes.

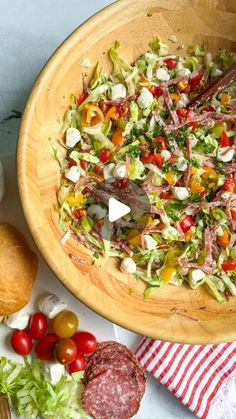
[82,369,140,419]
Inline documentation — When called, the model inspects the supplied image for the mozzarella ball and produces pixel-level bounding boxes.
[172,187,190,200]
[217,147,234,162]
[120,257,136,274]
[111,84,127,100]
[65,166,80,183]
[66,128,81,148]
[113,162,127,178]
[137,87,154,109]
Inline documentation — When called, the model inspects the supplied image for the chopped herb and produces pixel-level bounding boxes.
[169,86,176,93]
[162,162,179,173]
[176,128,187,147]
[127,146,140,158]
[93,252,99,259]
[190,158,201,168]
[147,12,153,17]
[189,192,201,202]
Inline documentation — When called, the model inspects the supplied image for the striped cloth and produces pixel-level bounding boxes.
[135,339,236,419]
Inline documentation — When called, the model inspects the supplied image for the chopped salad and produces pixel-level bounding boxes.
[53,37,236,303]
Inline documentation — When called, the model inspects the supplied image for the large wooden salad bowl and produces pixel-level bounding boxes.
[17,0,236,343]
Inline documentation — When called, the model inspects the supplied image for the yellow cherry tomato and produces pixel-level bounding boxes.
[52,310,79,338]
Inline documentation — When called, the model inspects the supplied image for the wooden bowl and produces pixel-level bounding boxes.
[17,0,236,344]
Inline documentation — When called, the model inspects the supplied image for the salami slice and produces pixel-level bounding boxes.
[82,369,140,419]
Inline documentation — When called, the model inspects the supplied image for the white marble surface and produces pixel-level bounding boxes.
[0,2,195,417]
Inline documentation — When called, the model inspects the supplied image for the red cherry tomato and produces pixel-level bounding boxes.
[176,108,188,118]
[99,150,112,163]
[149,86,163,97]
[179,215,194,233]
[67,158,77,167]
[35,333,59,361]
[220,131,230,148]
[112,178,129,190]
[188,72,203,91]
[67,353,86,374]
[29,312,48,340]
[222,261,236,272]
[55,338,77,365]
[72,331,97,354]
[11,330,33,356]
[154,137,167,150]
[202,104,215,112]
[164,59,177,69]
[231,210,236,221]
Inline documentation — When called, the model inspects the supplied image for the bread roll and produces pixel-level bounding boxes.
[0,223,38,316]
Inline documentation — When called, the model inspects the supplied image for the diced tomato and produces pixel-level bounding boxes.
[188,72,203,91]
[117,105,128,117]
[231,210,236,221]
[99,150,112,163]
[164,59,177,69]
[160,192,174,199]
[80,160,88,170]
[73,209,86,219]
[68,158,77,167]
[179,215,194,233]
[141,153,155,163]
[176,108,188,118]
[222,261,236,272]
[220,131,230,148]
[154,137,167,150]
[223,178,236,193]
[77,92,87,105]
[149,86,163,97]
[154,153,163,168]
[169,154,177,164]
[112,178,129,190]
[186,110,197,119]
[202,104,215,112]
[181,85,191,94]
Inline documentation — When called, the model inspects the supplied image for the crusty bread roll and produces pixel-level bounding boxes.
[0,223,38,316]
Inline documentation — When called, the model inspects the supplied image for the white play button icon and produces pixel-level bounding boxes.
[108,197,131,222]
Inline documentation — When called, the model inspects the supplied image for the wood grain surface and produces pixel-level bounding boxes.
[17,0,236,343]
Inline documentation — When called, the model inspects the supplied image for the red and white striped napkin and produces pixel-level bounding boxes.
[135,339,236,419]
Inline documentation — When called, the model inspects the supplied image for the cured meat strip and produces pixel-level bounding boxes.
[82,369,140,419]
[188,62,236,109]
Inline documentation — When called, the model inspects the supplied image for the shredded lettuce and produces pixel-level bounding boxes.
[149,36,168,56]
[82,124,114,150]
[0,356,90,419]
[69,151,99,164]
[109,41,132,75]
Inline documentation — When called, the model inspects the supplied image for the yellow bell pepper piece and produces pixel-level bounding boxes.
[127,230,142,246]
[177,80,188,91]
[170,92,181,102]
[191,167,198,175]
[189,178,205,194]
[221,93,231,107]
[104,106,119,123]
[165,171,177,185]
[202,166,218,180]
[81,103,104,127]
[160,267,177,283]
[66,193,83,206]
[185,231,193,242]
